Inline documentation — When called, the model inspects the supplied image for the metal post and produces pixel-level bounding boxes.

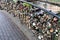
[44,0,48,9]
[5,0,7,2]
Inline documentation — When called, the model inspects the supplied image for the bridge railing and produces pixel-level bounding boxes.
[1,1,60,40]
[20,0,60,19]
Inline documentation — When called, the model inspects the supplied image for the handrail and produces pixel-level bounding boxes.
[20,1,60,19]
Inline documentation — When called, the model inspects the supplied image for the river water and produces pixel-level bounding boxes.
[34,1,60,14]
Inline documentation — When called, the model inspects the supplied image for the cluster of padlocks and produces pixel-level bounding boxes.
[0,1,60,40]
